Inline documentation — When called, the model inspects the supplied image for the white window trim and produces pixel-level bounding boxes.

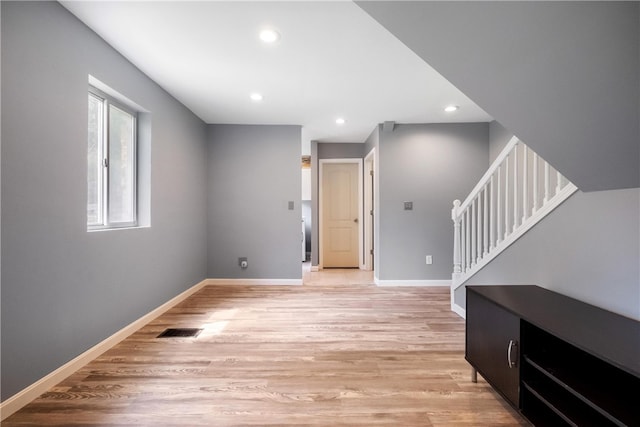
[88,85,139,231]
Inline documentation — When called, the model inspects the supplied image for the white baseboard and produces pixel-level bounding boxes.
[451,302,466,319]
[206,278,302,285]
[374,278,451,287]
[0,279,209,421]
[310,265,320,272]
[449,284,466,319]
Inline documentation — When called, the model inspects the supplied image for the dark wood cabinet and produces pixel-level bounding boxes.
[466,285,640,427]
[466,288,520,405]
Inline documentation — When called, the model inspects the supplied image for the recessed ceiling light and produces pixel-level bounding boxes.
[336,118,346,125]
[444,105,459,112]
[250,93,263,102]
[259,29,280,44]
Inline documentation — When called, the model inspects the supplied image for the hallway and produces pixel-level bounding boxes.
[303,262,375,286]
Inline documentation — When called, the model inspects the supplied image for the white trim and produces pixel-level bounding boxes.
[375,278,452,287]
[310,265,320,272]
[318,159,364,269]
[206,278,302,286]
[458,136,519,214]
[0,279,209,421]
[89,75,148,113]
[363,148,375,272]
[449,283,466,319]
[451,302,466,319]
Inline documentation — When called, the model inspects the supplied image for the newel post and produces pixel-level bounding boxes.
[452,200,462,274]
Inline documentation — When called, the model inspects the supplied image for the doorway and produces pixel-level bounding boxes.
[319,159,363,268]
[364,149,375,271]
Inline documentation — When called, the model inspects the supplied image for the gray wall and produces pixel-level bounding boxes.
[207,125,302,280]
[364,125,380,157]
[1,1,208,400]
[489,120,513,164]
[455,188,640,321]
[357,1,640,192]
[318,142,366,159]
[377,123,489,280]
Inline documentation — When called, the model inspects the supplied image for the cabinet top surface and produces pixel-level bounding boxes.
[467,285,640,377]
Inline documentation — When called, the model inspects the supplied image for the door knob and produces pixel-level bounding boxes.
[353,218,359,223]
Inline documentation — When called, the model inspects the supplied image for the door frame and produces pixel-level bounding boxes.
[319,158,364,270]
[363,148,375,271]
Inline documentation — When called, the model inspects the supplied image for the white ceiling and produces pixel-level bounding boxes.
[60,1,493,145]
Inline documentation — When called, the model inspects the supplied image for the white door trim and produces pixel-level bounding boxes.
[363,148,375,271]
[319,158,364,270]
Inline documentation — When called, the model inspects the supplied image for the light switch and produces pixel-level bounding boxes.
[288,201,294,210]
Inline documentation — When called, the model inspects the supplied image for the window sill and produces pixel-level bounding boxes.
[87,225,149,233]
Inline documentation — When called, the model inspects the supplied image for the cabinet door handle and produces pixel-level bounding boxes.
[507,339,518,368]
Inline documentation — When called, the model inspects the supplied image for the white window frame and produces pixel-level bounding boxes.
[88,85,138,230]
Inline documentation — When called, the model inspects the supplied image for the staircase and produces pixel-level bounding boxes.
[450,136,578,314]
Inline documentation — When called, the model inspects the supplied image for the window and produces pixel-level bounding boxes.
[88,87,138,229]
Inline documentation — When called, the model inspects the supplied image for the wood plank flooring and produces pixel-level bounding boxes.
[4,272,528,426]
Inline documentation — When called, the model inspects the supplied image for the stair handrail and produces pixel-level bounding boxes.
[451,136,578,298]
[454,136,519,218]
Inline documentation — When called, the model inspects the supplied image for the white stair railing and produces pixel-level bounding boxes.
[451,137,578,291]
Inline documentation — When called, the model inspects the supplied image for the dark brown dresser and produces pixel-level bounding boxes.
[466,285,640,426]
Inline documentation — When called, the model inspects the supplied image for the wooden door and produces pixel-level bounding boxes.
[322,163,359,268]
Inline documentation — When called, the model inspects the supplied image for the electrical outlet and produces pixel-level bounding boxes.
[239,257,248,269]
[426,255,433,265]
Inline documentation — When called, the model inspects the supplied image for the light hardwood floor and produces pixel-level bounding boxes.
[4,269,528,426]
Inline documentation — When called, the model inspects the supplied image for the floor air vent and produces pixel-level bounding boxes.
[157,328,203,338]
